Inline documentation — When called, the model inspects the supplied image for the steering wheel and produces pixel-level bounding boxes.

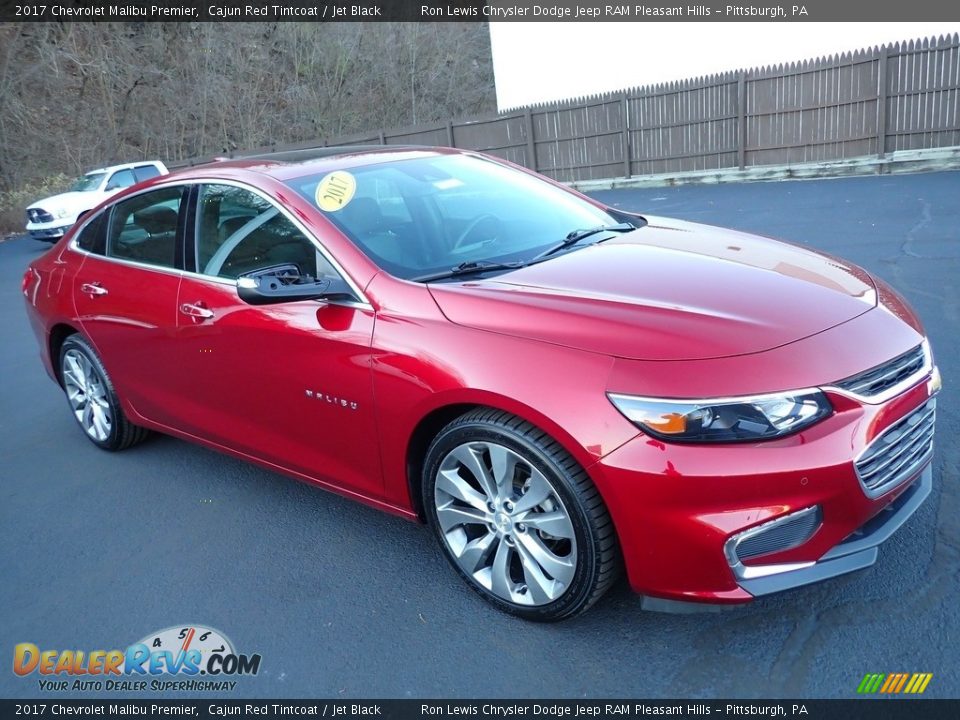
[452,213,502,252]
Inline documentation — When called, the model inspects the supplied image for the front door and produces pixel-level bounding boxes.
[170,183,382,496]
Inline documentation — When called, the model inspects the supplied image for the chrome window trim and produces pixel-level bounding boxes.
[723,506,822,580]
[68,177,374,311]
[823,340,933,405]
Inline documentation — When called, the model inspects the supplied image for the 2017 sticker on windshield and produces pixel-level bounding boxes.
[315,171,356,212]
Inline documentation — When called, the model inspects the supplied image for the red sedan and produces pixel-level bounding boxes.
[22,147,940,620]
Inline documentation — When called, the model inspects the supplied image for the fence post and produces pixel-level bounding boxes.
[445,121,454,148]
[877,45,889,159]
[524,108,537,171]
[378,131,386,145]
[621,95,631,178]
[737,70,747,170]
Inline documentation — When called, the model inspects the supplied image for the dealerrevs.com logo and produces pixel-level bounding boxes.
[13,625,261,692]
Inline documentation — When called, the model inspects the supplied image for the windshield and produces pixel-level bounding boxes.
[70,172,106,192]
[284,154,620,280]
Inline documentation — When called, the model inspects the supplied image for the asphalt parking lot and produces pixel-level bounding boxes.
[1,170,958,699]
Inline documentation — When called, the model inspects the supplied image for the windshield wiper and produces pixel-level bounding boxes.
[528,222,637,263]
[412,260,527,283]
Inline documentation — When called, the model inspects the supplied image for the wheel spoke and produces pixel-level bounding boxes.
[456,531,497,574]
[489,537,514,598]
[436,468,488,511]
[515,530,575,586]
[64,353,86,391]
[514,539,558,603]
[518,510,574,539]
[81,402,95,433]
[451,445,498,501]
[91,409,109,441]
[79,353,94,386]
[436,503,487,532]
[488,444,518,500]
[512,469,553,514]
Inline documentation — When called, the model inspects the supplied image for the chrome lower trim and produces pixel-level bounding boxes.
[723,505,821,580]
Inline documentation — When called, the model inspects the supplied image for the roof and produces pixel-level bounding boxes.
[169,145,462,181]
[86,160,167,175]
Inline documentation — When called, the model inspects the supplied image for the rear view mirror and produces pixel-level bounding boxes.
[237,275,355,305]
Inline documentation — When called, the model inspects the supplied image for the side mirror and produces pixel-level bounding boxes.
[236,274,355,306]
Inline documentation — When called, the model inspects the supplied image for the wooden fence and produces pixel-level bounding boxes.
[173,34,960,183]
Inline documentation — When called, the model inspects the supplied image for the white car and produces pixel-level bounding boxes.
[26,160,168,242]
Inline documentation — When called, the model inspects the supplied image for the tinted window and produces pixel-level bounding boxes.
[107,187,184,268]
[284,154,617,280]
[133,165,161,183]
[107,169,136,190]
[75,211,107,255]
[195,184,335,281]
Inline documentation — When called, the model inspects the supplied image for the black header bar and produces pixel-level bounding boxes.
[1,0,959,22]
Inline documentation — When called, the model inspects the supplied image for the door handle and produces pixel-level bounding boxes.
[180,302,215,320]
[80,282,108,297]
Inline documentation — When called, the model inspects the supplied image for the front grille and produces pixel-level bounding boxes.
[855,399,935,498]
[835,344,926,398]
[736,506,822,561]
[27,208,54,223]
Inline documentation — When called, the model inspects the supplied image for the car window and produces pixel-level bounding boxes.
[107,187,184,268]
[75,211,108,255]
[106,169,136,191]
[195,184,336,281]
[70,173,106,193]
[133,165,161,183]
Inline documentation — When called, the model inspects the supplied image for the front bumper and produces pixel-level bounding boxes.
[592,378,937,606]
[737,465,930,597]
[27,223,70,241]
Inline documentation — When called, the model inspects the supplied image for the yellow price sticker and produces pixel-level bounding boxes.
[315,171,356,212]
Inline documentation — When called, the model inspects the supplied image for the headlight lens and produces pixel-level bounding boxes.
[55,207,70,219]
[607,390,832,443]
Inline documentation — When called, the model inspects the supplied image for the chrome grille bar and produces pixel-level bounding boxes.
[834,343,927,401]
[855,399,936,498]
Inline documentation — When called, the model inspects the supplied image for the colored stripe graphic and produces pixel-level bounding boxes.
[857,673,932,694]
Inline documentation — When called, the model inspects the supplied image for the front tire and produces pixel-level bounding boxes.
[59,334,149,451]
[423,409,621,621]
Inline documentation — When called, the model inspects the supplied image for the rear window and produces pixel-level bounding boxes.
[75,212,108,255]
[133,165,162,183]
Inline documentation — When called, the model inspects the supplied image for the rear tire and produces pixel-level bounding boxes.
[59,334,150,451]
[423,408,621,621]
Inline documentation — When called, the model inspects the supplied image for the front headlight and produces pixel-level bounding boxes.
[607,389,832,443]
[55,208,71,219]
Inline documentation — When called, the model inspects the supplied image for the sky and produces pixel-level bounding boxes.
[489,23,960,110]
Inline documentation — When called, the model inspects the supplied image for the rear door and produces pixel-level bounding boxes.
[171,182,383,495]
[71,185,187,426]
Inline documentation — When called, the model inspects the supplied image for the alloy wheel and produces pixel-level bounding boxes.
[62,348,113,442]
[434,441,577,606]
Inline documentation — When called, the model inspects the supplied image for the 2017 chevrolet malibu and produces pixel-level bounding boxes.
[22,147,940,620]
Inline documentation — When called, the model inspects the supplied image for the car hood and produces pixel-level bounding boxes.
[28,191,97,213]
[427,216,878,361]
